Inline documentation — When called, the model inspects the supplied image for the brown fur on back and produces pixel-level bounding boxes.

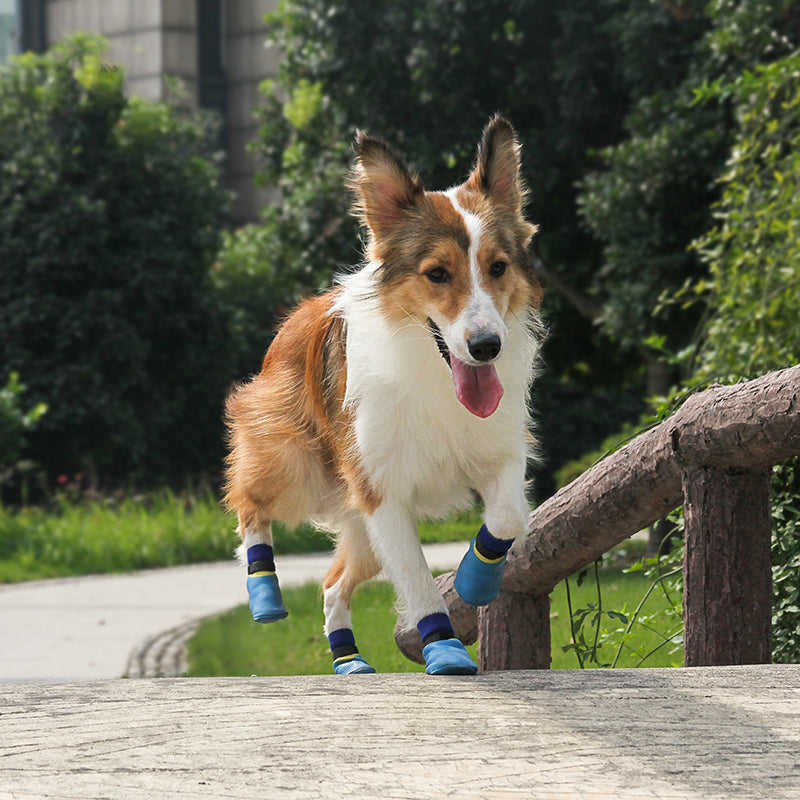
[223,290,380,533]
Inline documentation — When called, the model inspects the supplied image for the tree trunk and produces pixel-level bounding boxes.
[682,466,772,666]
[478,592,551,671]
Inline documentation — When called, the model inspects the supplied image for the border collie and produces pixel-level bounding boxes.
[224,116,543,675]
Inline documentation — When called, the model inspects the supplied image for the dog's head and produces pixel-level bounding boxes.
[350,116,541,417]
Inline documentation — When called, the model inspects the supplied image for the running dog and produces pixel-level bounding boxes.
[224,116,543,674]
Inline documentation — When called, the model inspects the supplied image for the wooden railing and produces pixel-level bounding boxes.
[396,364,800,669]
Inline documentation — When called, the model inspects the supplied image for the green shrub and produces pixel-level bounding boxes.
[770,461,800,664]
[0,374,47,470]
[0,492,237,581]
[0,36,231,485]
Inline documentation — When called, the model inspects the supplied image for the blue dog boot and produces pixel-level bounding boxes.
[417,613,476,675]
[246,543,288,623]
[454,525,513,606]
[247,573,288,623]
[422,638,478,675]
[328,629,375,674]
[333,655,376,675]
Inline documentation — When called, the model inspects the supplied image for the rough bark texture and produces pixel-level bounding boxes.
[478,592,551,671]
[418,365,800,670]
[683,466,773,666]
[507,421,682,595]
[672,368,800,471]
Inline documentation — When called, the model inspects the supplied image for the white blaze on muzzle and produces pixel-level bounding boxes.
[436,190,507,418]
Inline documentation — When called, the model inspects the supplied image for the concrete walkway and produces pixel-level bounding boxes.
[2,665,799,799]
[0,541,469,681]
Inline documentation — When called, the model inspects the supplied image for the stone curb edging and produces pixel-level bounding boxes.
[125,618,202,678]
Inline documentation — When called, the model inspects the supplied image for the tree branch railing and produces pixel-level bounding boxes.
[396,364,800,669]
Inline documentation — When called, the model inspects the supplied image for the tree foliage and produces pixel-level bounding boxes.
[221,0,716,488]
[578,0,800,364]
[692,52,800,378]
[0,373,47,491]
[0,36,231,485]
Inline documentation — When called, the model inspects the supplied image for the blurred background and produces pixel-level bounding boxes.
[5,0,798,496]
[1,1,799,665]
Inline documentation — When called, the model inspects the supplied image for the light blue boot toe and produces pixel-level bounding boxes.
[454,538,506,606]
[247,573,288,623]
[333,656,376,675]
[422,638,478,675]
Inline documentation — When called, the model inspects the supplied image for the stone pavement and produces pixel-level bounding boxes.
[2,665,799,799]
[0,541,469,681]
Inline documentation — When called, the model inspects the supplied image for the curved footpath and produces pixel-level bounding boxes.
[0,541,468,681]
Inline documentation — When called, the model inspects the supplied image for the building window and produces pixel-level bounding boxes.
[197,0,227,147]
[3,0,46,61]
[0,0,17,63]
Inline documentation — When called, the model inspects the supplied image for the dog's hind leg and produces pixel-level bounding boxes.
[238,516,289,623]
[365,503,477,676]
[323,518,380,674]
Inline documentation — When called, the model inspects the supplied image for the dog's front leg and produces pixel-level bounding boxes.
[365,502,477,675]
[455,457,529,606]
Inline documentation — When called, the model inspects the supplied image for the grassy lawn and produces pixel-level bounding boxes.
[2,492,684,672]
[187,551,684,676]
[0,498,479,583]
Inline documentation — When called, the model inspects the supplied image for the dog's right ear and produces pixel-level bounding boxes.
[350,132,423,242]
[466,115,527,213]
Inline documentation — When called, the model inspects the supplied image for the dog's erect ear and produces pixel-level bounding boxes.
[466,115,526,211]
[350,132,423,241]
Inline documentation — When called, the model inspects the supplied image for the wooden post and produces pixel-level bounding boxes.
[682,466,772,666]
[478,592,551,671]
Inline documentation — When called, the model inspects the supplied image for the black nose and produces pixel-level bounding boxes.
[467,332,502,362]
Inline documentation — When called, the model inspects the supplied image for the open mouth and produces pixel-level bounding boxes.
[427,319,504,418]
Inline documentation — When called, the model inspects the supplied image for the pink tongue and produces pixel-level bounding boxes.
[450,355,504,418]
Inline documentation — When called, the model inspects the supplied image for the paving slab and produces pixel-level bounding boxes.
[0,542,469,681]
[1,665,798,800]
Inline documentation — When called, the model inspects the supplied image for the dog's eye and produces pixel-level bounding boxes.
[489,261,507,278]
[425,267,451,284]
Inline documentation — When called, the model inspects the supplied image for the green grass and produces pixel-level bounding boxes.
[0,493,237,583]
[551,564,683,669]
[186,581,450,676]
[187,555,684,676]
[0,497,479,584]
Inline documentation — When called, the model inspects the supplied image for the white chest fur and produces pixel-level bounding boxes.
[334,267,537,519]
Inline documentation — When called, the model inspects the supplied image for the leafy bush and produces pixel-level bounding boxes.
[668,50,800,663]
[0,36,232,485]
[771,461,800,663]
[692,53,800,379]
[0,373,47,495]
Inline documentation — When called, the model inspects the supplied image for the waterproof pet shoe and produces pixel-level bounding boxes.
[247,573,288,623]
[422,638,478,675]
[333,655,376,675]
[454,538,507,606]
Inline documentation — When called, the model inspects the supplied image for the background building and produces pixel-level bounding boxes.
[2,0,279,222]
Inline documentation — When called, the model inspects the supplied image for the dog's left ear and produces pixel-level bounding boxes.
[350,132,423,242]
[466,115,526,212]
